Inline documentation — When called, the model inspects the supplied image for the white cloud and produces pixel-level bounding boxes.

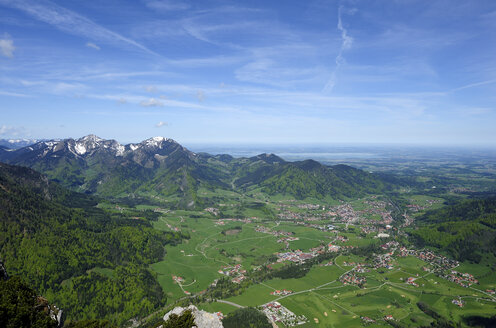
[0,125,26,137]
[140,98,164,107]
[0,0,158,56]
[155,121,168,127]
[196,90,205,102]
[0,36,15,58]
[86,42,100,50]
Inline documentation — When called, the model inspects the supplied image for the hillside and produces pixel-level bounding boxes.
[409,198,496,263]
[0,162,185,325]
[0,135,394,204]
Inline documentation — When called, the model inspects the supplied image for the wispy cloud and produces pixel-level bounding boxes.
[462,107,492,116]
[323,5,356,93]
[235,59,324,87]
[0,35,15,58]
[140,98,164,107]
[53,82,86,95]
[0,0,159,56]
[144,0,190,11]
[155,121,168,127]
[145,85,158,93]
[0,90,30,97]
[0,125,27,137]
[451,79,496,92]
[86,42,100,50]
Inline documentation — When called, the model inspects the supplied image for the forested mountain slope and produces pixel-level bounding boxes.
[0,163,185,325]
[409,198,496,263]
[0,135,395,205]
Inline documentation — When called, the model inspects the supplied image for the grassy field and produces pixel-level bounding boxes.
[139,192,496,326]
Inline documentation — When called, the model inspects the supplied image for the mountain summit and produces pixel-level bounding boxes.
[0,135,388,207]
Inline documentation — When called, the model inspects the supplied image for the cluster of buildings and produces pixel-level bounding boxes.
[355,264,370,274]
[329,204,361,223]
[373,253,394,270]
[214,218,253,226]
[359,200,394,224]
[406,277,419,287]
[277,236,299,248]
[255,225,294,237]
[361,226,381,234]
[405,199,442,212]
[452,298,465,307]
[397,248,459,272]
[361,316,376,324]
[276,246,325,264]
[327,243,341,252]
[171,275,184,284]
[381,241,399,250]
[270,289,293,296]
[445,271,478,287]
[218,264,247,284]
[261,302,308,326]
[402,213,414,227]
[340,272,366,287]
[296,203,322,210]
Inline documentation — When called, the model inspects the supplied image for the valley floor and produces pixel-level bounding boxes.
[113,192,496,327]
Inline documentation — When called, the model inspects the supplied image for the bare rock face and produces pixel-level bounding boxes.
[0,260,8,280]
[162,305,223,328]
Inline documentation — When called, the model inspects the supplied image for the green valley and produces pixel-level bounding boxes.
[1,138,495,328]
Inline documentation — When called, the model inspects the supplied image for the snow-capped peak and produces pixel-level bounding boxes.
[141,136,172,148]
[74,143,87,155]
[78,134,104,143]
[152,136,165,142]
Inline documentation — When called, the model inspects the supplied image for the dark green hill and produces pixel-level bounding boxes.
[0,276,59,328]
[234,158,387,199]
[409,198,496,263]
[0,135,395,205]
[0,163,184,325]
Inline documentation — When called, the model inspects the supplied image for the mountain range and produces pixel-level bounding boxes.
[0,138,40,149]
[0,135,390,207]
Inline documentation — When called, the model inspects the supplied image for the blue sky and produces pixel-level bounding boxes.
[0,0,495,145]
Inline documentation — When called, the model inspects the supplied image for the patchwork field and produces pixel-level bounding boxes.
[132,193,496,327]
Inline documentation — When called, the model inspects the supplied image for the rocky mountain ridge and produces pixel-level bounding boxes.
[0,135,391,207]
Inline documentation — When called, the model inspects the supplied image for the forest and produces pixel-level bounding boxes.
[0,163,185,325]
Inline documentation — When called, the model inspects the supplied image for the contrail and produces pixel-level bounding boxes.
[323,5,354,93]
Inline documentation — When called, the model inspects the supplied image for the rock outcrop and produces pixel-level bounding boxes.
[162,305,223,328]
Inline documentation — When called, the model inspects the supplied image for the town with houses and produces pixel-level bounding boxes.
[162,196,494,325]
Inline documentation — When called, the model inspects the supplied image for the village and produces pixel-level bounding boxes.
[161,195,491,326]
[218,264,248,284]
[261,301,308,326]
